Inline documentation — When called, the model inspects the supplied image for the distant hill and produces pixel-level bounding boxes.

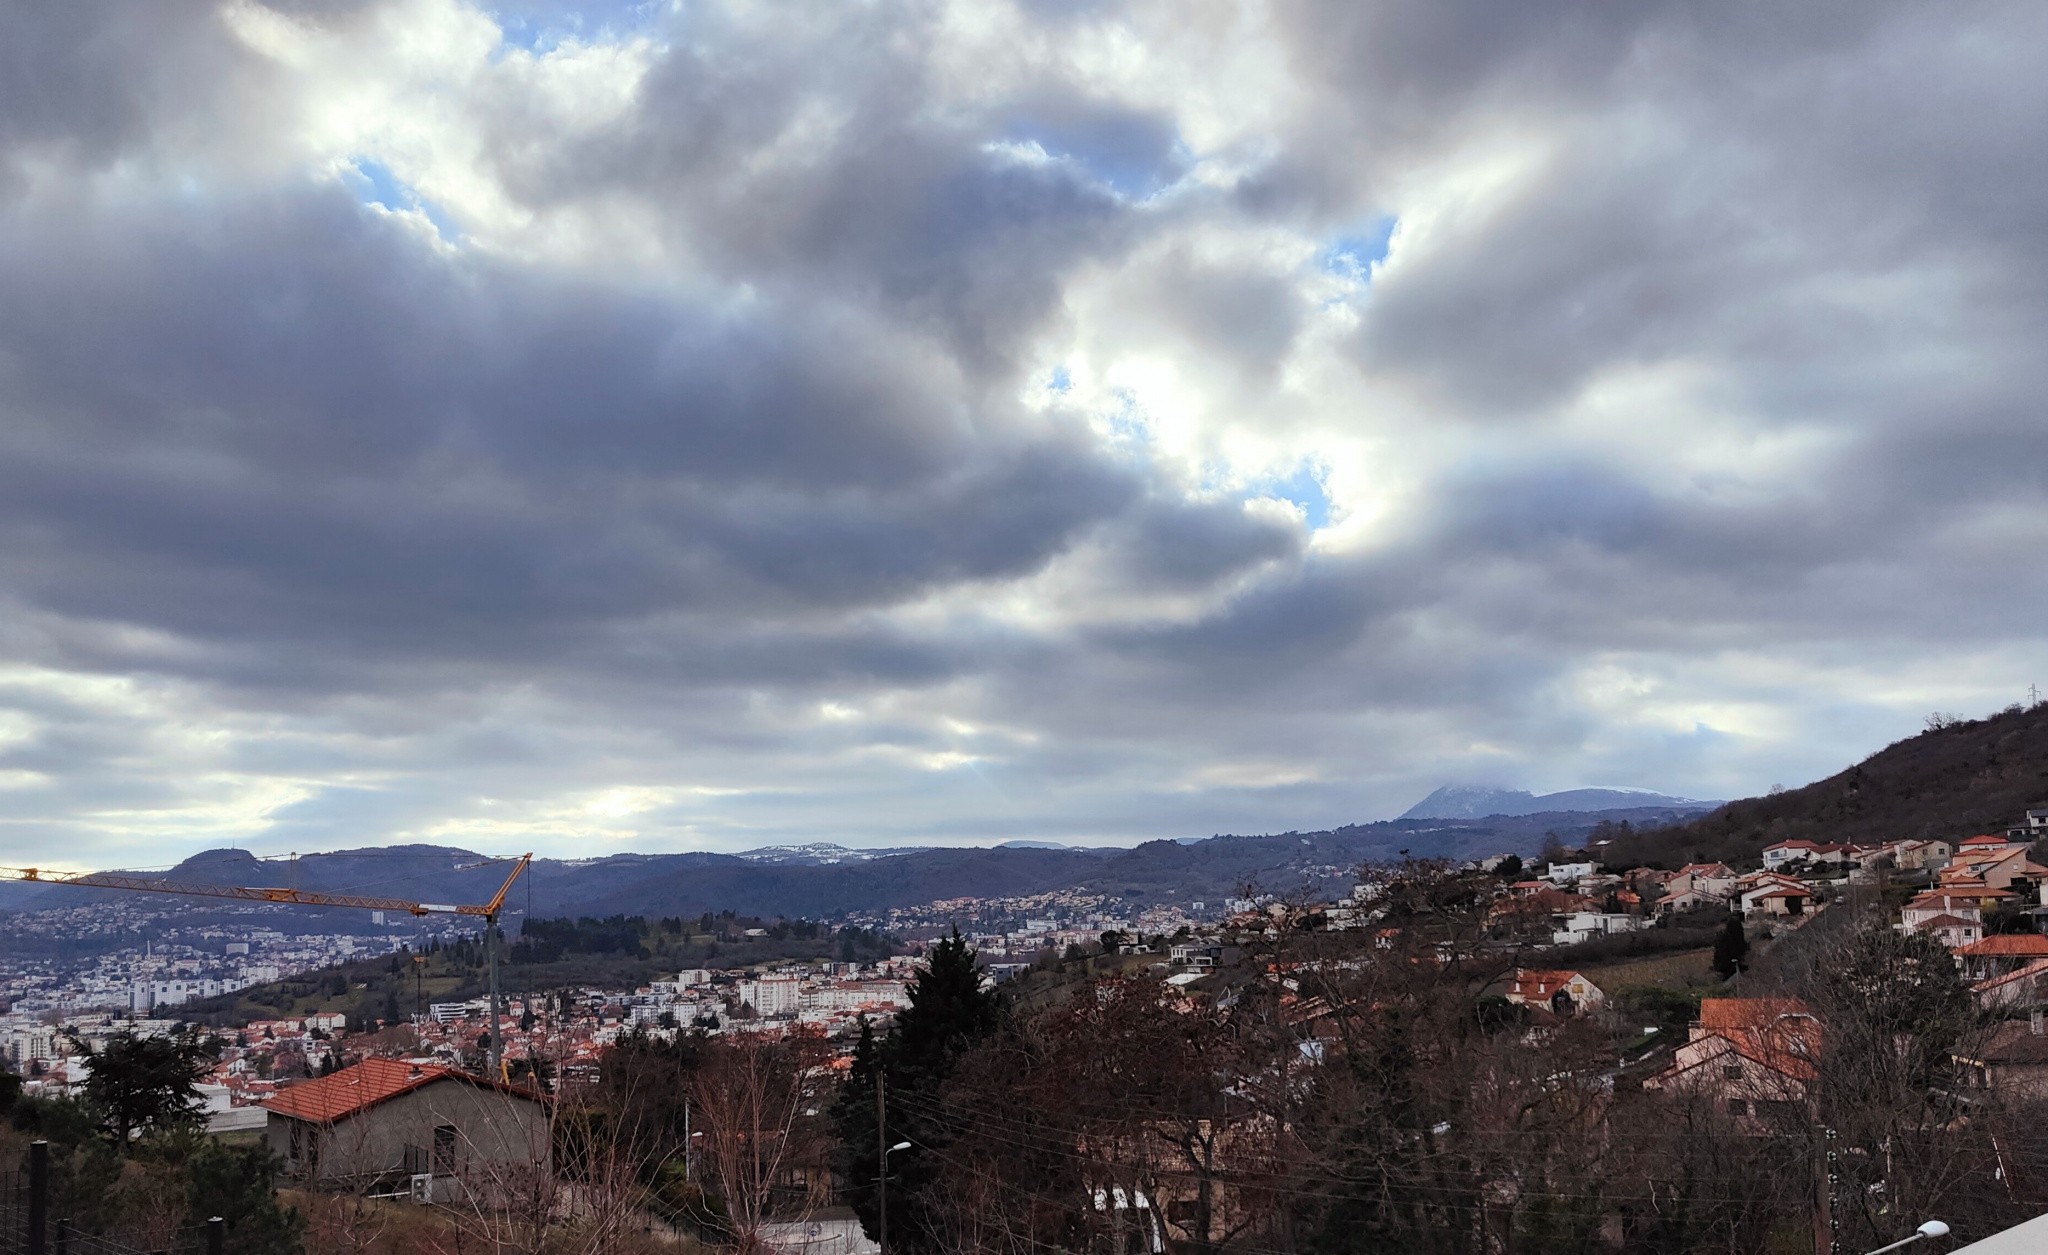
[1610,703,2048,867]
[1401,784,1717,820]
[0,809,1703,926]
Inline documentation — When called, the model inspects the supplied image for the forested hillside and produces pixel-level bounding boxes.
[1609,702,2048,867]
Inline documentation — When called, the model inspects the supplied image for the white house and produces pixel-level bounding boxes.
[1551,912,1651,946]
[1544,862,1599,886]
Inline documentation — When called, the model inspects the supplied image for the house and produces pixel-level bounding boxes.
[1918,914,1984,948]
[1643,999,1820,1122]
[1744,886,1811,917]
[1730,872,1815,918]
[1761,840,1853,871]
[1959,833,2027,853]
[1953,933,2048,982]
[1973,959,2048,1013]
[2006,808,2048,843]
[1742,885,1814,918]
[1503,969,1605,1015]
[1489,889,1593,932]
[1551,912,1650,946]
[261,1057,549,1198]
[1902,891,1984,933]
[1940,845,2048,892]
[1543,862,1599,886]
[1925,877,2014,913]
[1656,884,1726,914]
[1887,839,1954,872]
[1954,1012,2048,1099]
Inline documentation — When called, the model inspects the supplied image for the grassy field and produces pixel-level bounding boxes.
[1581,946,1717,992]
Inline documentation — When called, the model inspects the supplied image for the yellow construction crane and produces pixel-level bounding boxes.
[1,853,533,1078]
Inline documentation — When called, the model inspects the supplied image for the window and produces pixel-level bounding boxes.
[433,1124,458,1176]
[1723,1065,1743,1080]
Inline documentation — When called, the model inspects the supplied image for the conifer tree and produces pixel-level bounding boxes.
[833,929,1003,1251]
[1711,914,1749,979]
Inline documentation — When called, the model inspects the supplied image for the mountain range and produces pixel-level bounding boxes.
[29,704,2048,930]
[0,807,1700,929]
[1400,784,1717,820]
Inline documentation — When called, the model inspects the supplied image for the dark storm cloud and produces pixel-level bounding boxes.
[0,185,1140,690]
[1,0,2044,862]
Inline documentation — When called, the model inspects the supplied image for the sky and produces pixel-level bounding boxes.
[3,0,2046,869]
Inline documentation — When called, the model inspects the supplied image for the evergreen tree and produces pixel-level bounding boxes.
[184,1137,305,1255]
[68,1029,210,1147]
[833,930,1002,1253]
[892,927,1002,1079]
[1711,914,1749,979]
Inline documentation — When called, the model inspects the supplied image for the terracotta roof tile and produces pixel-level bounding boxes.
[1956,934,2048,957]
[261,1057,541,1123]
[1699,998,1812,1030]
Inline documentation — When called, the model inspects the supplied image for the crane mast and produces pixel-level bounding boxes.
[2,853,533,1079]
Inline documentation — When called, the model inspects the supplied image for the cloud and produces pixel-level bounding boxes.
[1,0,2044,866]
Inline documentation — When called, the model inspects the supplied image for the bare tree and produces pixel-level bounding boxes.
[690,1031,834,1253]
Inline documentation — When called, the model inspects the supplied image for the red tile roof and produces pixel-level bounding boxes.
[1698,998,1812,1031]
[1508,969,1594,1002]
[1915,914,1978,932]
[1955,934,2048,958]
[1694,1000,1821,1081]
[261,1057,542,1124]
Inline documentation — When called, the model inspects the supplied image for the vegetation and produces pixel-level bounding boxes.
[5,1039,301,1254]
[1608,698,2048,866]
[65,1028,213,1145]
[180,914,895,1030]
[811,885,2048,1254]
[832,928,1004,1254]
[1709,914,1749,979]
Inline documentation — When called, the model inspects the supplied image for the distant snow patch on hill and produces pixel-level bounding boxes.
[730,843,927,865]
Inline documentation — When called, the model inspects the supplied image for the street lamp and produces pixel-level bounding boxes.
[879,1140,913,1253]
[1864,1221,1950,1255]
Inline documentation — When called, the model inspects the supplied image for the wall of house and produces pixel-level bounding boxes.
[268,1079,549,1192]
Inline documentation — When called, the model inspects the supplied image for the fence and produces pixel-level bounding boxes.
[0,1143,225,1255]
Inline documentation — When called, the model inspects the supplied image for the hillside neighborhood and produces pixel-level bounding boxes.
[9,802,2048,1252]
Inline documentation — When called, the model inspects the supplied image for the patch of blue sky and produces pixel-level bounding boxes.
[488,0,670,54]
[1048,365,1071,393]
[998,109,1190,202]
[1320,216,1397,282]
[344,158,462,245]
[1095,388,1157,461]
[1257,462,1332,530]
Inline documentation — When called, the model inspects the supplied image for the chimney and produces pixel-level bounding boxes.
[2032,1009,2043,1037]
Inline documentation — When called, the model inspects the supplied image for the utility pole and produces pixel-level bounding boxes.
[877,1070,889,1254]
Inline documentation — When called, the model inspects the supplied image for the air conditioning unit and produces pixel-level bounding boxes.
[409,1173,434,1205]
